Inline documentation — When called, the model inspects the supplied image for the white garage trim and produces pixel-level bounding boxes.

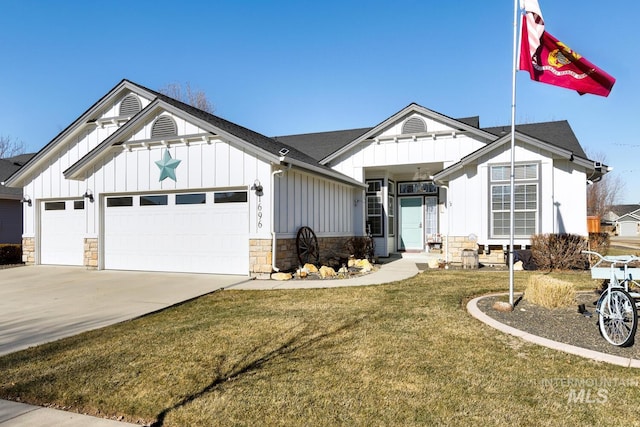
[102,189,249,275]
[40,199,86,265]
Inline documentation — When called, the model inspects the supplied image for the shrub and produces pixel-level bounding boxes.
[530,233,588,271]
[0,244,22,265]
[344,236,375,261]
[524,274,576,309]
[588,232,610,256]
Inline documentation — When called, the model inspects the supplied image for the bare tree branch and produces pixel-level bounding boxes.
[586,150,625,218]
[158,82,214,114]
[0,135,26,158]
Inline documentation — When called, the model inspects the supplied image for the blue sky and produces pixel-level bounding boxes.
[2,0,638,203]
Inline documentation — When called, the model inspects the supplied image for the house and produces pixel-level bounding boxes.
[603,205,640,237]
[0,153,34,244]
[4,79,607,275]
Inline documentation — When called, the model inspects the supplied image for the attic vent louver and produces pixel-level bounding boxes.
[119,95,142,117]
[151,116,178,138]
[402,117,427,134]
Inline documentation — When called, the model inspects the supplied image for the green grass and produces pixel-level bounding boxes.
[1,270,640,426]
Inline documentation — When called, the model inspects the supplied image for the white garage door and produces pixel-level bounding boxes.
[104,191,249,275]
[40,200,86,265]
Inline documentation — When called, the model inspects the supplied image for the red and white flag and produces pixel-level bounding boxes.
[519,0,615,97]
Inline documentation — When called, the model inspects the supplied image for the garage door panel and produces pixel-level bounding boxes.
[104,192,249,274]
[40,200,85,265]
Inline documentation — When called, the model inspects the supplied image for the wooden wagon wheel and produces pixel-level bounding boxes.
[296,226,320,266]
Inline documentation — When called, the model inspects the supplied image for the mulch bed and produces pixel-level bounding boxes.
[477,291,640,360]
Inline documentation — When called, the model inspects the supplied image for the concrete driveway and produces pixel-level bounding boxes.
[0,265,251,356]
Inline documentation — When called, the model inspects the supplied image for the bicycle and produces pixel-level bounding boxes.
[583,250,640,347]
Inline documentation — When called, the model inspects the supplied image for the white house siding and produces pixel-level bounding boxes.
[550,158,588,236]
[21,92,154,238]
[448,143,587,250]
[328,125,486,181]
[274,168,356,237]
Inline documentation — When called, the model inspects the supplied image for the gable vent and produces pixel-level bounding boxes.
[402,117,427,134]
[151,116,178,138]
[119,94,142,117]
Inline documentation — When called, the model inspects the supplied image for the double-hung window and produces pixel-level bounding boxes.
[366,180,383,236]
[490,163,539,238]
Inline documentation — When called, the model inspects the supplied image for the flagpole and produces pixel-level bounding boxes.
[509,0,519,307]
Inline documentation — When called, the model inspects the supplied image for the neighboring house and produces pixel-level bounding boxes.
[0,153,34,243]
[603,205,640,237]
[4,79,607,275]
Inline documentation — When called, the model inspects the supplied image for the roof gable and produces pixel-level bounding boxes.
[433,130,604,182]
[4,80,157,187]
[64,85,363,188]
[319,103,496,164]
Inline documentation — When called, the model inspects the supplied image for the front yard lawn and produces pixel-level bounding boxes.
[1,270,639,426]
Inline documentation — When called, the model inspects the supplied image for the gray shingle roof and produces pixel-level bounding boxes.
[483,120,587,159]
[0,153,35,196]
[273,128,372,162]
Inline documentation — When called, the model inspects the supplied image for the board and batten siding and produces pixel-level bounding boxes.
[274,169,358,237]
[329,132,486,181]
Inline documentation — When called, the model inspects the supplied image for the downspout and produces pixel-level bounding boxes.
[439,184,451,264]
[271,161,291,272]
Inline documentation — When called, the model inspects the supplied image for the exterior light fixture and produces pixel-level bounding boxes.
[21,195,32,206]
[83,189,94,203]
[251,179,263,196]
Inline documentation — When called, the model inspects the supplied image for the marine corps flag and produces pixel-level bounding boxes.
[519,0,615,97]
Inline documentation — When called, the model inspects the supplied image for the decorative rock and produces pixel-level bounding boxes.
[319,266,336,278]
[427,258,440,269]
[303,263,318,273]
[513,260,524,271]
[492,301,514,312]
[271,272,293,281]
[296,267,308,279]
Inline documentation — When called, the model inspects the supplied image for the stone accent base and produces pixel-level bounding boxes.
[84,238,98,269]
[276,236,352,272]
[445,237,508,266]
[250,236,353,274]
[22,237,35,264]
[249,239,273,274]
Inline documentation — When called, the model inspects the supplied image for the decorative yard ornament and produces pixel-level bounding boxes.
[155,148,181,182]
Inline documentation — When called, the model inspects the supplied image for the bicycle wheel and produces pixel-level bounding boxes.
[597,288,638,347]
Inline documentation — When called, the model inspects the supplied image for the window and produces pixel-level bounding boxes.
[44,202,65,210]
[74,201,85,210]
[214,191,247,203]
[490,163,539,238]
[388,180,395,236]
[107,197,133,207]
[151,115,177,138]
[399,181,437,195]
[366,179,383,236]
[176,193,206,205]
[140,195,168,206]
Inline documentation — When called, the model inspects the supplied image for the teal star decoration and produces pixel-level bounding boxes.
[155,149,181,182]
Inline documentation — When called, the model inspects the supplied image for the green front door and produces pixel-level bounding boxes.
[399,197,423,251]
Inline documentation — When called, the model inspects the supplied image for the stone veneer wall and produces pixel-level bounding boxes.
[249,239,273,274]
[251,236,352,273]
[22,237,35,264]
[84,238,98,269]
[445,236,507,266]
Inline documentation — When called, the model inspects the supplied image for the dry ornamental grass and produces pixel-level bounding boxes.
[524,275,577,309]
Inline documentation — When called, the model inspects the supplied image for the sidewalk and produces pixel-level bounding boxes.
[0,253,429,426]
